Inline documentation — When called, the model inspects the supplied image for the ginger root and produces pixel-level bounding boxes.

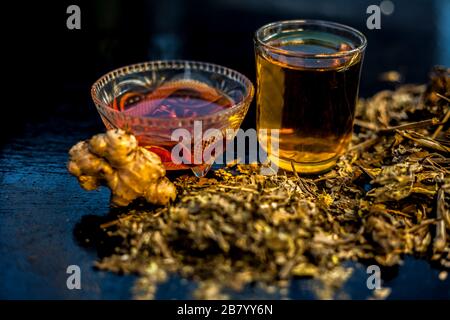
[68,129,176,207]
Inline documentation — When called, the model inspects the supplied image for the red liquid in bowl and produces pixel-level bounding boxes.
[113,79,233,117]
[110,79,234,170]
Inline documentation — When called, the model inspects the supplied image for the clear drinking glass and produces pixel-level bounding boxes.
[255,20,367,174]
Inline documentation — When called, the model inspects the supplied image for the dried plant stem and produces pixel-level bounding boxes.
[436,92,450,103]
[431,107,450,139]
[378,118,441,134]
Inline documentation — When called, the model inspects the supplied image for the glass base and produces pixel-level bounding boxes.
[269,154,338,175]
[190,164,213,177]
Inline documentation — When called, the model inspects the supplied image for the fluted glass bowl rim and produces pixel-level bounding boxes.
[91,60,254,127]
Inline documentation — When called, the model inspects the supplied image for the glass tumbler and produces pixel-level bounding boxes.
[255,20,367,174]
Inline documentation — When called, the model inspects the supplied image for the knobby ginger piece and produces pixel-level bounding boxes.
[68,129,176,206]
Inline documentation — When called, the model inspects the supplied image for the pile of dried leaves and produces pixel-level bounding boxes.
[95,67,450,299]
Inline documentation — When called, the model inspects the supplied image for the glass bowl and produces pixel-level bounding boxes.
[91,60,254,177]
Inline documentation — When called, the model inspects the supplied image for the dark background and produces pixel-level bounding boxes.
[1,0,449,299]
[5,0,450,134]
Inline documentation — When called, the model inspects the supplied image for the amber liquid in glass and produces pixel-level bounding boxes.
[112,79,233,169]
[256,32,363,173]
